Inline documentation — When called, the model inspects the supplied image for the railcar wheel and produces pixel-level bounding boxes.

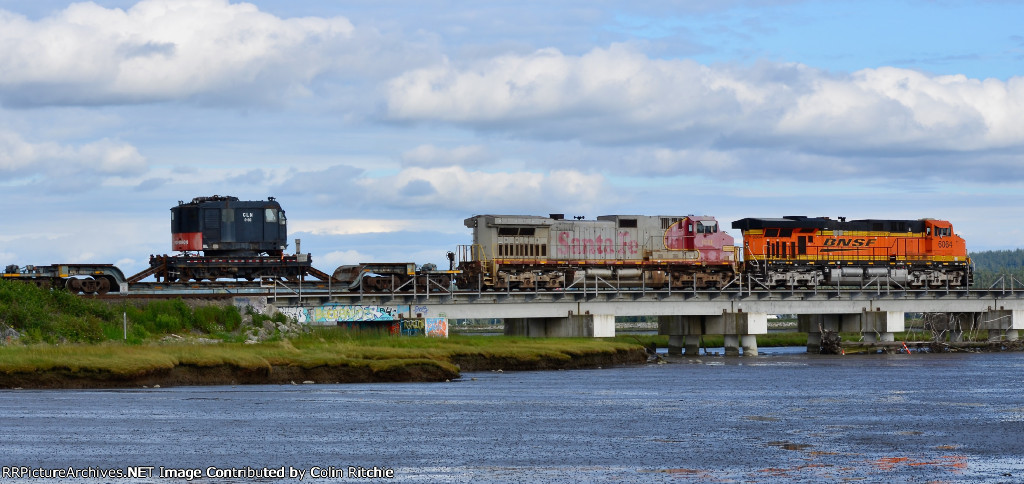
[80,278,99,294]
[67,278,83,293]
[96,277,110,295]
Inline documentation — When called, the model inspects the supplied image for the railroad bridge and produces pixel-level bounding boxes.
[130,278,1024,355]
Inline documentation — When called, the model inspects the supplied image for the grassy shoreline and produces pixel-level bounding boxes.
[0,333,647,389]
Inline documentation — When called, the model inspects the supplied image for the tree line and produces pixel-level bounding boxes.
[970,249,1024,289]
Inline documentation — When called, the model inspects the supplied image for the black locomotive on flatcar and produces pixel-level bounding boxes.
[136,195,322,283]
[170,195,288,256]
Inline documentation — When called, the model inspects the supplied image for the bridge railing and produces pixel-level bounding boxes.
[260,269,1021,304]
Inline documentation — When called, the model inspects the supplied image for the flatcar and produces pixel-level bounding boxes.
[136,196,320,283]
[456,213,738,290]
[731,216,972,288]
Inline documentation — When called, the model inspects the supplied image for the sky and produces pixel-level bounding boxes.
[0,0,1022,278]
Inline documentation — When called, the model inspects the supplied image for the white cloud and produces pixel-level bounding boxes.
[0,0,358,105]
[359,166,612,213]
[386,45,1024,179]
[0,130,147,179]
[400,144,491,167]
[291,219,462,236]
[319,250,371,267]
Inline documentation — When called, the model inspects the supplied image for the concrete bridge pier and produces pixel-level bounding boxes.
[723,335,740,356]
[664,334,704,355]
[667,335,684,356]
[979,309,1023,341]
[798,314,860,352]
[709,312,767,356]
[685,335,701,355]
[741,335,759,356]
[658,315,704,355]
[505,314,615,337]
[860,310,904,343]
[660,312,766,356]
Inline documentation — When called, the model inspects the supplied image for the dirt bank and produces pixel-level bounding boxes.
[451,346,646,372]
[0,362,459,389]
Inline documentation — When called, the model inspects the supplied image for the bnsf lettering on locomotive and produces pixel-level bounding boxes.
[823,238,876,247]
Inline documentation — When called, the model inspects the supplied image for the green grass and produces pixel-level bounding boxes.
[0,331,643,379]
[0,280,250,344]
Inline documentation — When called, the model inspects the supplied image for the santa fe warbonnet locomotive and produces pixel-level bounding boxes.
[455,214,739,290]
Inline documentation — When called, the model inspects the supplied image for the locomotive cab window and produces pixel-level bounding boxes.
[265,209,278,223]
[279,212,286,225]
[618,219,637,228]
[175,207,200,232]
[696,221,717,234]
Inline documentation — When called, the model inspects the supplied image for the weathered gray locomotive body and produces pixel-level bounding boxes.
[456,214,738,290]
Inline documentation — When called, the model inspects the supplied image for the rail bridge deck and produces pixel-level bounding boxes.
[124,279,1024,355]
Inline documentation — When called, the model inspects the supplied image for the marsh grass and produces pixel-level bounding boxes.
[0,332,641,379]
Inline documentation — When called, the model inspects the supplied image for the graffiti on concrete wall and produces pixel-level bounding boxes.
[426,317,448,337]
[279,304,401,324]
[276,304,448,338]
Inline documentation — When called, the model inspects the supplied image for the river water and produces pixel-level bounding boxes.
[2,350,1023,483]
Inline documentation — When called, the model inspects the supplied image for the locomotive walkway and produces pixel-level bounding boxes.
[126,276,1024,355]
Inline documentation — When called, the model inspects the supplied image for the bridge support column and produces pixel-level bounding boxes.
[659,315,705,356]
[685,335,701,355]
[861,310,904,343]
[667,335,684,356]
[798,314,859,352]
[504,314,614,337]
[723,335,740,356]
[708,312,767,356]
[659,312,766,356]
[741,335,758,356]
[979,309,1023,341]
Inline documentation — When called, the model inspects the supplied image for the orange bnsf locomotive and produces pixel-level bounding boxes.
[732,216,972,288]
[455,214,738,290]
